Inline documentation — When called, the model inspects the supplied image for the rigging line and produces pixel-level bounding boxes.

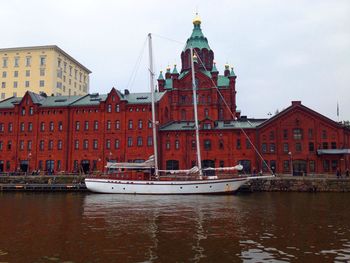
[152,33,185,47]
[193,49,274,175]
[126,36,148,91]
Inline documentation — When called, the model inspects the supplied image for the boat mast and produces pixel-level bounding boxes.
[148,33,159,177]
[190,47,203,177]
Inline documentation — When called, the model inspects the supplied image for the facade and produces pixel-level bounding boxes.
[0,45,91,100]
[0,18,349,175]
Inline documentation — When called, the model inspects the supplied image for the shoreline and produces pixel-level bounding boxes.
[0,174,350,192]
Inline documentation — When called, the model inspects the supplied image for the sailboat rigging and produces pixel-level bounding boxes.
[85,27,274,194]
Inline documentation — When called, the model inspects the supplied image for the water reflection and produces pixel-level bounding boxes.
[1,192,350,262]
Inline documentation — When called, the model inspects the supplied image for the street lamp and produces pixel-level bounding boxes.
[288,152,293,176]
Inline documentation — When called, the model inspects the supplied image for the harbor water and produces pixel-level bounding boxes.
[0,192,350,262]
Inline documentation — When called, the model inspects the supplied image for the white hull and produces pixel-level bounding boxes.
[85,177,249,194]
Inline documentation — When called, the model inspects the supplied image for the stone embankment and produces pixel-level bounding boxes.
[242,175,350,192]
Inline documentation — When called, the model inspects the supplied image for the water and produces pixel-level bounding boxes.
[0,192,350,262]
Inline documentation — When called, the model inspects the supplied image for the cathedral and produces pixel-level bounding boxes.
[0,16,349,175]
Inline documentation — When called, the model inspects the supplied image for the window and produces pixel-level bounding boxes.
[39,80,45,87]
[14,71,18,77]
[26,57,31,67]
[107,104,112,113]
[58,140,62,150]
[270,143,276,153]
[94,121,98,130]
[0,123,3,132]
[322,130,327,139]
[27,140,32,151]
[20,122,25,132]
[40,69,45,76]
[0,141,2,151]
[40,122,45,132]
[19,140,24,151]
[283,129,288,140]
[115,120,120,130]
[48,140,54,150]
[115,104,120,112]
[138,120,143,129]
[127,137,133,147]
[295,143,302,152]
[191,140,196,150]
[308,129,313,139]
[39,140,44,151]
[175,140,180,150]
[181,109,186,120]
[1,71,6,78]
[84,121,89,131]
[293,129,303,140]
[147,136,152,146]
[107,120,111,130]
[6,140,12,150]
[49,121,54,131]
[166,140,170,150]
[14,57,19,67]
[115,139,120,149]
[93,140,98,150]
[28,122,33,132]
[331,160,338,171]
[2,58,8,67]
[57,160,61,171]
[6,160,10,170]
[203,123,211,129]
[137,137,143,147]
[219,140,224,150]
[322,142,328,149]
[309,142,314,152]
[13,81,18,88]
[1,82,5,89]
[21,107,25,116]
[29,107,33,115]
[8,123,13,133]
[40,56,46,66]
[128,120,133,129]
[58,121,63,131]
[204,139,211,150]
[262,143,267,153]
[75,121,80,131]
[83,139,89,150]
[219,108,224,119]
[74,140,79,150]
[269,131,275,140]
[236,139,241,149]
[246,139,251,149]
[204,108,209,118]
[323,160,330,172]
[1,93,4,99]
[148,120,152,128]
[331,142,337,149]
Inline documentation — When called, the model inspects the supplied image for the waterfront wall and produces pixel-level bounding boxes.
[244,175,350,192]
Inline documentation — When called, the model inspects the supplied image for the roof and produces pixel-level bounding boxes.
[123,92,166,104]
[184,23,211,51]
[0,45,92,73]
[164,79,173,90]
[160,119,266,131]
[217,75,230,87]
[0,97,18,109]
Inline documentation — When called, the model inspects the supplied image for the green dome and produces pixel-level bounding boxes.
[183,22,211,51]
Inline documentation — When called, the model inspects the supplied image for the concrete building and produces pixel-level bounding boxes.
[0,45,91,100]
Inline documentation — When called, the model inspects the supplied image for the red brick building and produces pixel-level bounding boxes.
[0,18,349,175]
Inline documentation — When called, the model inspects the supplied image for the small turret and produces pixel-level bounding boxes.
[165,65,171,79]
[157,71,165,92]
[224,63,230,77]
[172,64,179,79]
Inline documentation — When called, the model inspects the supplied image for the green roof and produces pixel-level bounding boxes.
[0,97,18,109]
[184,23,211,51]
[164,79,173,90]
[41,95,82,107]
[217,75,230,87]
[160,120,265,131]
[123,92,165,104]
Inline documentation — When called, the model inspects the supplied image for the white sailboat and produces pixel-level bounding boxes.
[85,33,273,194]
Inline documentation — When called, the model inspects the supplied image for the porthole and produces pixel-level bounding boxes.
[180,187,183,189]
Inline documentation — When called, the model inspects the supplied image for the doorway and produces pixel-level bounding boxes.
[293,160,307,176]
[81,160,90,174]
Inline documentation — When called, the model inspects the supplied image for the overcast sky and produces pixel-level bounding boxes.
[1,0,349,120]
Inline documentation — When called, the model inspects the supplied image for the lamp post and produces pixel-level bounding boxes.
[288,152,293,176]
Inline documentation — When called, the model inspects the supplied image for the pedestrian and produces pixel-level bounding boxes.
[336,168,341,178]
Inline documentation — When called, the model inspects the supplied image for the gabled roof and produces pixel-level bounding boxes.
[258,101,344,129]
[123,92,166,104]
[0,97,18,109]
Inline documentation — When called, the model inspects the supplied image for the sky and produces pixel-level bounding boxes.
[1,0,349,120]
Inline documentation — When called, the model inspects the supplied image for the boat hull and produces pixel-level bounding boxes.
[85,177,249,194]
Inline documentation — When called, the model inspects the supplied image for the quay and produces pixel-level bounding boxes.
[0,174,87,192]
[1,173,350,192]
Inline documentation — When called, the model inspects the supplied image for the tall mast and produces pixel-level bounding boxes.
[190,47,203,177]
[148,33,159,177]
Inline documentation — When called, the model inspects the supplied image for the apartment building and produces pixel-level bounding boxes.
[0,45,91,100]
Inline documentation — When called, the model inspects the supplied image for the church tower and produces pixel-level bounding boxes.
[180,14,214,72]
